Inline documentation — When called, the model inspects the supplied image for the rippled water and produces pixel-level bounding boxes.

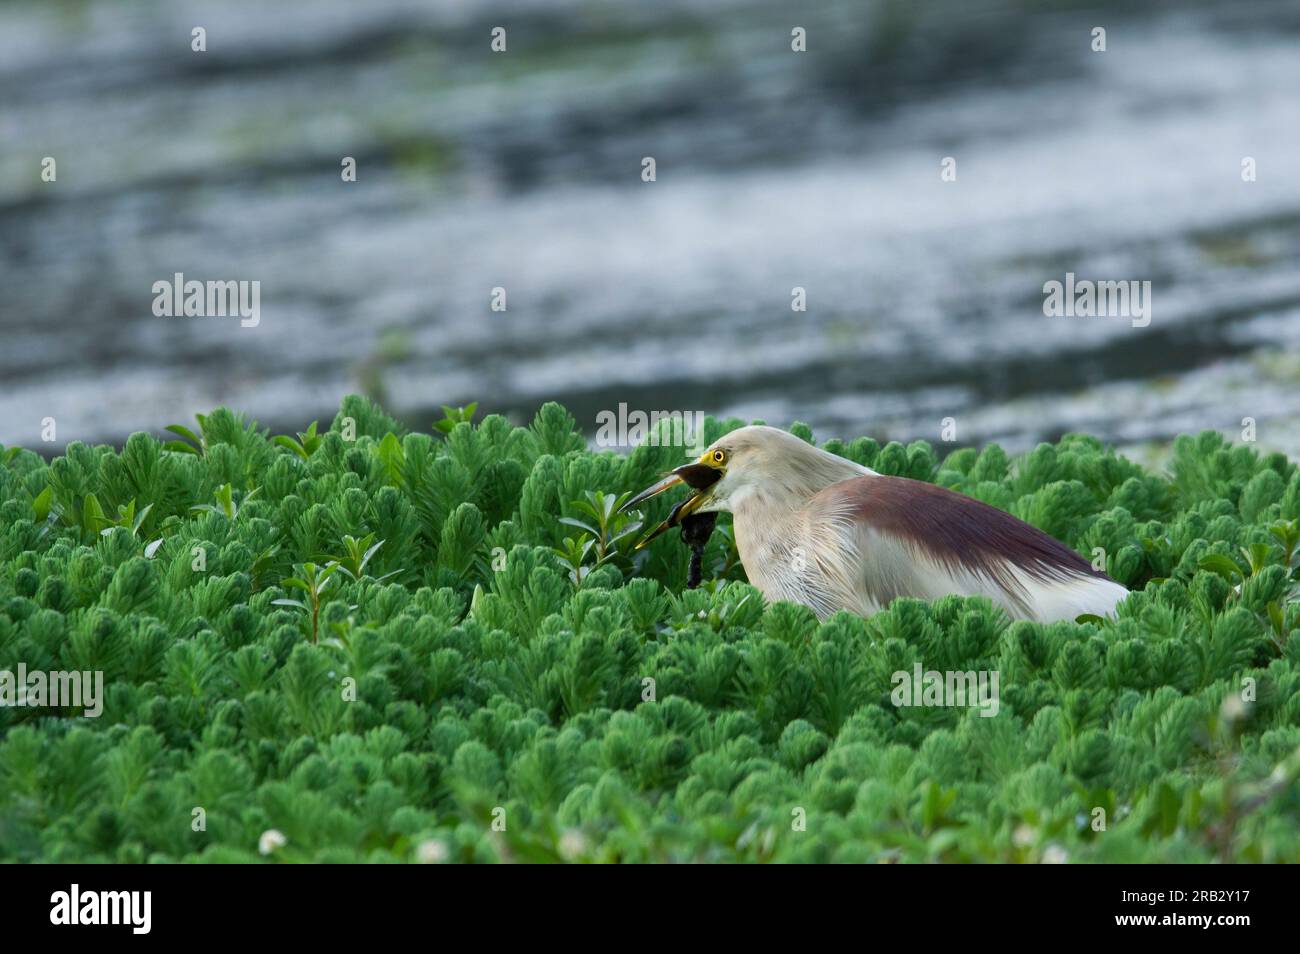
[2,0,1298,457]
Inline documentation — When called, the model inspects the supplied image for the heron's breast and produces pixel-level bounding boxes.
[732,506,826,605]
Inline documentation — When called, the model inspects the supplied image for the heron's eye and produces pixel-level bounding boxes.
[711,449,727,465]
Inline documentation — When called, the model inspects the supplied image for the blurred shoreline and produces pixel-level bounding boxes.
[2,0,1298,459]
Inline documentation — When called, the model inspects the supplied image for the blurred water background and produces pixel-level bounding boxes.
[2,0,1299,460]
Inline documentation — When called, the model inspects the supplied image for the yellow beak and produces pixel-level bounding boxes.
[621,462,721,549]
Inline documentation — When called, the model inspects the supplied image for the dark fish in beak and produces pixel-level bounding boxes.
[620,462,722,549]
[680,511,718,589]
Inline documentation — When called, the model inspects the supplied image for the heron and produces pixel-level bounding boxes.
[621,425,1128,623]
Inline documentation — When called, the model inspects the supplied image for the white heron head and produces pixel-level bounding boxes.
[622,425,870,545]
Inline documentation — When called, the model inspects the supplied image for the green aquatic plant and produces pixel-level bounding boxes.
[0,396,1297,863]
[550,490,644,588]
[272,562,343,645]
[273,420,323,460]
[434,403,479,436]
[92,498,154,539]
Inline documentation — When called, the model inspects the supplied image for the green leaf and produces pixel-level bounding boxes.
[82,493,105,534]
[1198,554,1244,583]
[558,516,600,536]
[273,435,308,459]
[32,486,52,522]
[377,432,405,486]
[165,424,202,445]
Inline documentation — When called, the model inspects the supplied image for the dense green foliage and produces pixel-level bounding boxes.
[1,396,1298,863]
